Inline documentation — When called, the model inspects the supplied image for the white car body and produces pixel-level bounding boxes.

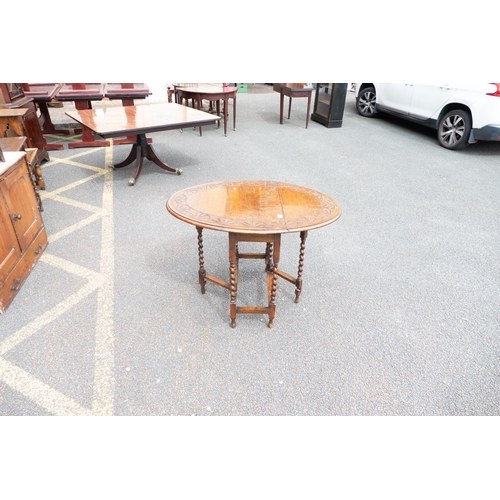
[355,83,500,149]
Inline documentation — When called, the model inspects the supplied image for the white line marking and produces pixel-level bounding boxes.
[92,140,115,415]
[0,278,105,356]
[0,358,92,416]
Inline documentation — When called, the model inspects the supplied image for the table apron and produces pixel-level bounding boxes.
[90,120,220,139]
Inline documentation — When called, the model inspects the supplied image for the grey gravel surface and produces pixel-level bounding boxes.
[1,88,499,416]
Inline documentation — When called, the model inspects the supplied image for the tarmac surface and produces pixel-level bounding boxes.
[1,86,499,416]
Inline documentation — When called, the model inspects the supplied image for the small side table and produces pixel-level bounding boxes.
[273,83,314,129]
[167,180,341,328]
[176,84,237,136]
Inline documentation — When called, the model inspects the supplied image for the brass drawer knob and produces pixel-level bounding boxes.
[10,277,21,291]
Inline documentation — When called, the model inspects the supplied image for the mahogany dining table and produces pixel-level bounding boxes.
[66,103,220,185]
[167,180,341,328]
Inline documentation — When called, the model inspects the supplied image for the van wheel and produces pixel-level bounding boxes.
[437,109,471,150]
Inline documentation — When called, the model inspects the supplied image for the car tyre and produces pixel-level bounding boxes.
[437,109,472,150]
[356,86,378,117]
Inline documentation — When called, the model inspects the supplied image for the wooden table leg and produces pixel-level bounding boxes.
[197,98,203,136]
[223,97,228,136]
[294,231,308,302]
[197,227,207,294]
[268,234,281,328]
[233,95,236,131]
[114,134,182,186]
[36,102,65,151]
[279,91,284,124]
[229,232,238,328]
[288,96,292,119]
[305,94,311,129]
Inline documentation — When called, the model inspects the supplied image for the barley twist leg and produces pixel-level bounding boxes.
[295,231,308,303]
[197,227,206,294]
[229,233,238,328]
[268,263,278,328]
[265,242,274,273]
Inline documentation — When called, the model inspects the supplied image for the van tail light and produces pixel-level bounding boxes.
[486,83,500,96]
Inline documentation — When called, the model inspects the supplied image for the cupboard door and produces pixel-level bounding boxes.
[2,158,43,250]
[0,190,22,283]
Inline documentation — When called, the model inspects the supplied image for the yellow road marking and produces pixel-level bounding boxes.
[1,140,116,416]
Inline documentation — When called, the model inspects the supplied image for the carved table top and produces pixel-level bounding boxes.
[166,180,341,234]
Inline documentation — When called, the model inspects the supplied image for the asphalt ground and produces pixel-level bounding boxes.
[1,84,499,500]
[1,88,499,417]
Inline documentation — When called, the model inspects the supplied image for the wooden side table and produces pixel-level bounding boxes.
[167,180,341,328]
[176,84,238,136]
[273,83,314,128]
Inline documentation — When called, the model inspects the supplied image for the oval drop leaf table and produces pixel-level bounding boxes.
[166,180,341,328]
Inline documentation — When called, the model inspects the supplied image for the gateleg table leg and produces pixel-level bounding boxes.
[197,227,207,294]
[229,233,238,328]
[294,231,308,303]
[265,241,273,272]
[268,234,281,328]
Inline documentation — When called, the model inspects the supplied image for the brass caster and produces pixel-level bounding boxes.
[176,169,183,175]
[128,178,136,186]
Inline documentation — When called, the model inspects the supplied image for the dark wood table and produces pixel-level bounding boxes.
[104,83,151,106]
[21,83,66,149]
[24,83,154,149]
[273,83,314,128]
[167,180,341,327]
[56,83,109,149]
[176,84,238,136]
[103,84,152,146]
[66,103,220,185]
